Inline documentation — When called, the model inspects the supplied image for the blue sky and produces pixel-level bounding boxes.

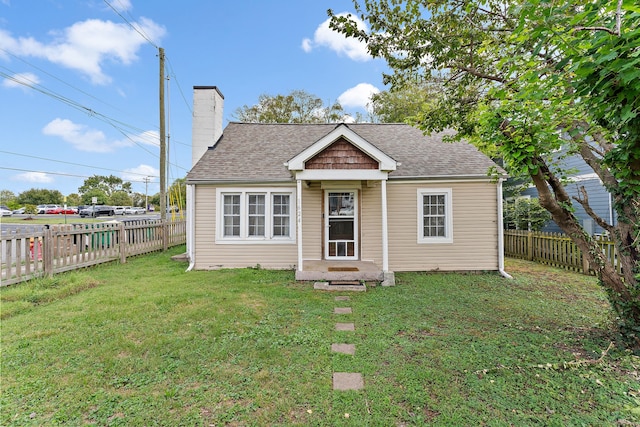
[0,0,389,198]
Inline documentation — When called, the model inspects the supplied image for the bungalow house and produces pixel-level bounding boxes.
[185,86,510,284]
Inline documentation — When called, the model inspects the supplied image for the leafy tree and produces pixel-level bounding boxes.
[78,175,132,199]
[233,89,347,123]
[17,188,64,205]
[109,191,132,206]
[24,204,37,215]
[149,193,161,208]
[331,0,640,349]
[369,79,444,123]
[66,193,82,206]
[0,190,17,208]
[81,189,108,206]
[504,198,551,232]
[130,192,146,207]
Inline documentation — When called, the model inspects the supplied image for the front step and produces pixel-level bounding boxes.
[313,281,367,292]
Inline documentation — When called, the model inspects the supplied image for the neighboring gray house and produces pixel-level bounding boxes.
[523,150,616,235]
[185,86,511,283]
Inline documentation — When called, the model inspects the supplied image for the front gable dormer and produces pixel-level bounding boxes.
[286,124,397,180]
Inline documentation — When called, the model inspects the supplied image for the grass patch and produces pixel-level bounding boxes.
[1,252,638,425]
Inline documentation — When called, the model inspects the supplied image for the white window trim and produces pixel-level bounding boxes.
[417,188,453,244]
[216,187,296,244]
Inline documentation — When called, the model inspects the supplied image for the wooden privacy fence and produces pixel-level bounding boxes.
[504,229,622,275]
[1,220,186,286]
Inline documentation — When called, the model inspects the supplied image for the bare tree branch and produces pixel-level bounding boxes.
[572,186,614,233]
[453,65,506,83]
[574,0,622,36]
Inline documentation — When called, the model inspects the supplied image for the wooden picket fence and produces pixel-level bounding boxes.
[1,219,186,286]
[504,229,622,275]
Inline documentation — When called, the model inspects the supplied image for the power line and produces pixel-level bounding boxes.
[165,55,192,115]
[0,67,161,162]
[0,166,155,183]
[103,0,159,49]
[0,150,159,178]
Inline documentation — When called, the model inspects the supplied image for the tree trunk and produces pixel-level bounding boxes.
[531,168,640,350]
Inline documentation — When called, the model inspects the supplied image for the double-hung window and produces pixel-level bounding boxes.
[218,188,295,243]
[417,188,453,244]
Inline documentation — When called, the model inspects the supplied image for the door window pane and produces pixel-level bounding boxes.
[328,192,354,216]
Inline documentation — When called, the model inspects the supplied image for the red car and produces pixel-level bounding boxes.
[46,207,77,215]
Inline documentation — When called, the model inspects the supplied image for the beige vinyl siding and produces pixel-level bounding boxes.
[301,185,322,260]
[360,183,383,264]
[387,180,499,271]
[193,184,216,269]
[193,184,298,270]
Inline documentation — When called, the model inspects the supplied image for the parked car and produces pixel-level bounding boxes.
[46,206,77,215]
[124,206,146,215]
[79,205,115,218]
[0,205,13,217]
[113,206,128,215]
[12,207,26,214]
[37,204,61,214]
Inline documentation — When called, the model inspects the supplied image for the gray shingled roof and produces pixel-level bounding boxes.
[186,122,501,183]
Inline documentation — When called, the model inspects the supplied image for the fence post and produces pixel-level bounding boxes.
[163,220,168,251]
[527,231,533,261]
[119,222,126,264]
[581,250,590,274]
[43,227,53,276]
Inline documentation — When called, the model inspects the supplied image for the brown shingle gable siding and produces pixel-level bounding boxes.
[305,138,379,170]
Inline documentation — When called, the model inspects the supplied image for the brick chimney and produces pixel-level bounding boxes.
[191,86,224,166]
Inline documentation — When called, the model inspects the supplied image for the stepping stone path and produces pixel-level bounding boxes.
[331,295,363,391]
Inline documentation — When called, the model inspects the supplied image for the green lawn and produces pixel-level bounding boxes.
[1,247,638,426]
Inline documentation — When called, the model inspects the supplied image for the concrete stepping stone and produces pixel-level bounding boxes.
[335,322,355,331]
[334,307,352,314]
[333,373,363,390]
[335,296,350,301]
[331,343,355,355]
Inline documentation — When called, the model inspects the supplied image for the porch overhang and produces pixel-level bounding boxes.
[292,169,389,181]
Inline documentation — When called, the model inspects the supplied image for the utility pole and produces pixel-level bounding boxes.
[159,47,166,221]
[144,176,151,211]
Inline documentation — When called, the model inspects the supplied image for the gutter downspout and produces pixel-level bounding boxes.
[381,179,389,272]
[497,178,513,279]
[296,179,303,273]
[186,184,195,272]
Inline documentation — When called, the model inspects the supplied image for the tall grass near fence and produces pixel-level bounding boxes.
[1,220,186,286]
[504,229,621,275]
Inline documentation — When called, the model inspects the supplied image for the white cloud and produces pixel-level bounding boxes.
[1,18,165,84]
[117,130,159,148]
[42,118,159,153]
[13,172,53,183]
[109,0,132,12]
[301,38,312,53]
[43,118,112,152]
[121,164,158,183]
[303,13,371,61]
[337,83,380,110]
[2,72,40,90]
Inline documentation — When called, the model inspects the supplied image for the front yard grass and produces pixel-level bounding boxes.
[1,247,638,426]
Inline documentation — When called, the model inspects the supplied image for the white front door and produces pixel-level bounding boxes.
[325,191,358,260]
